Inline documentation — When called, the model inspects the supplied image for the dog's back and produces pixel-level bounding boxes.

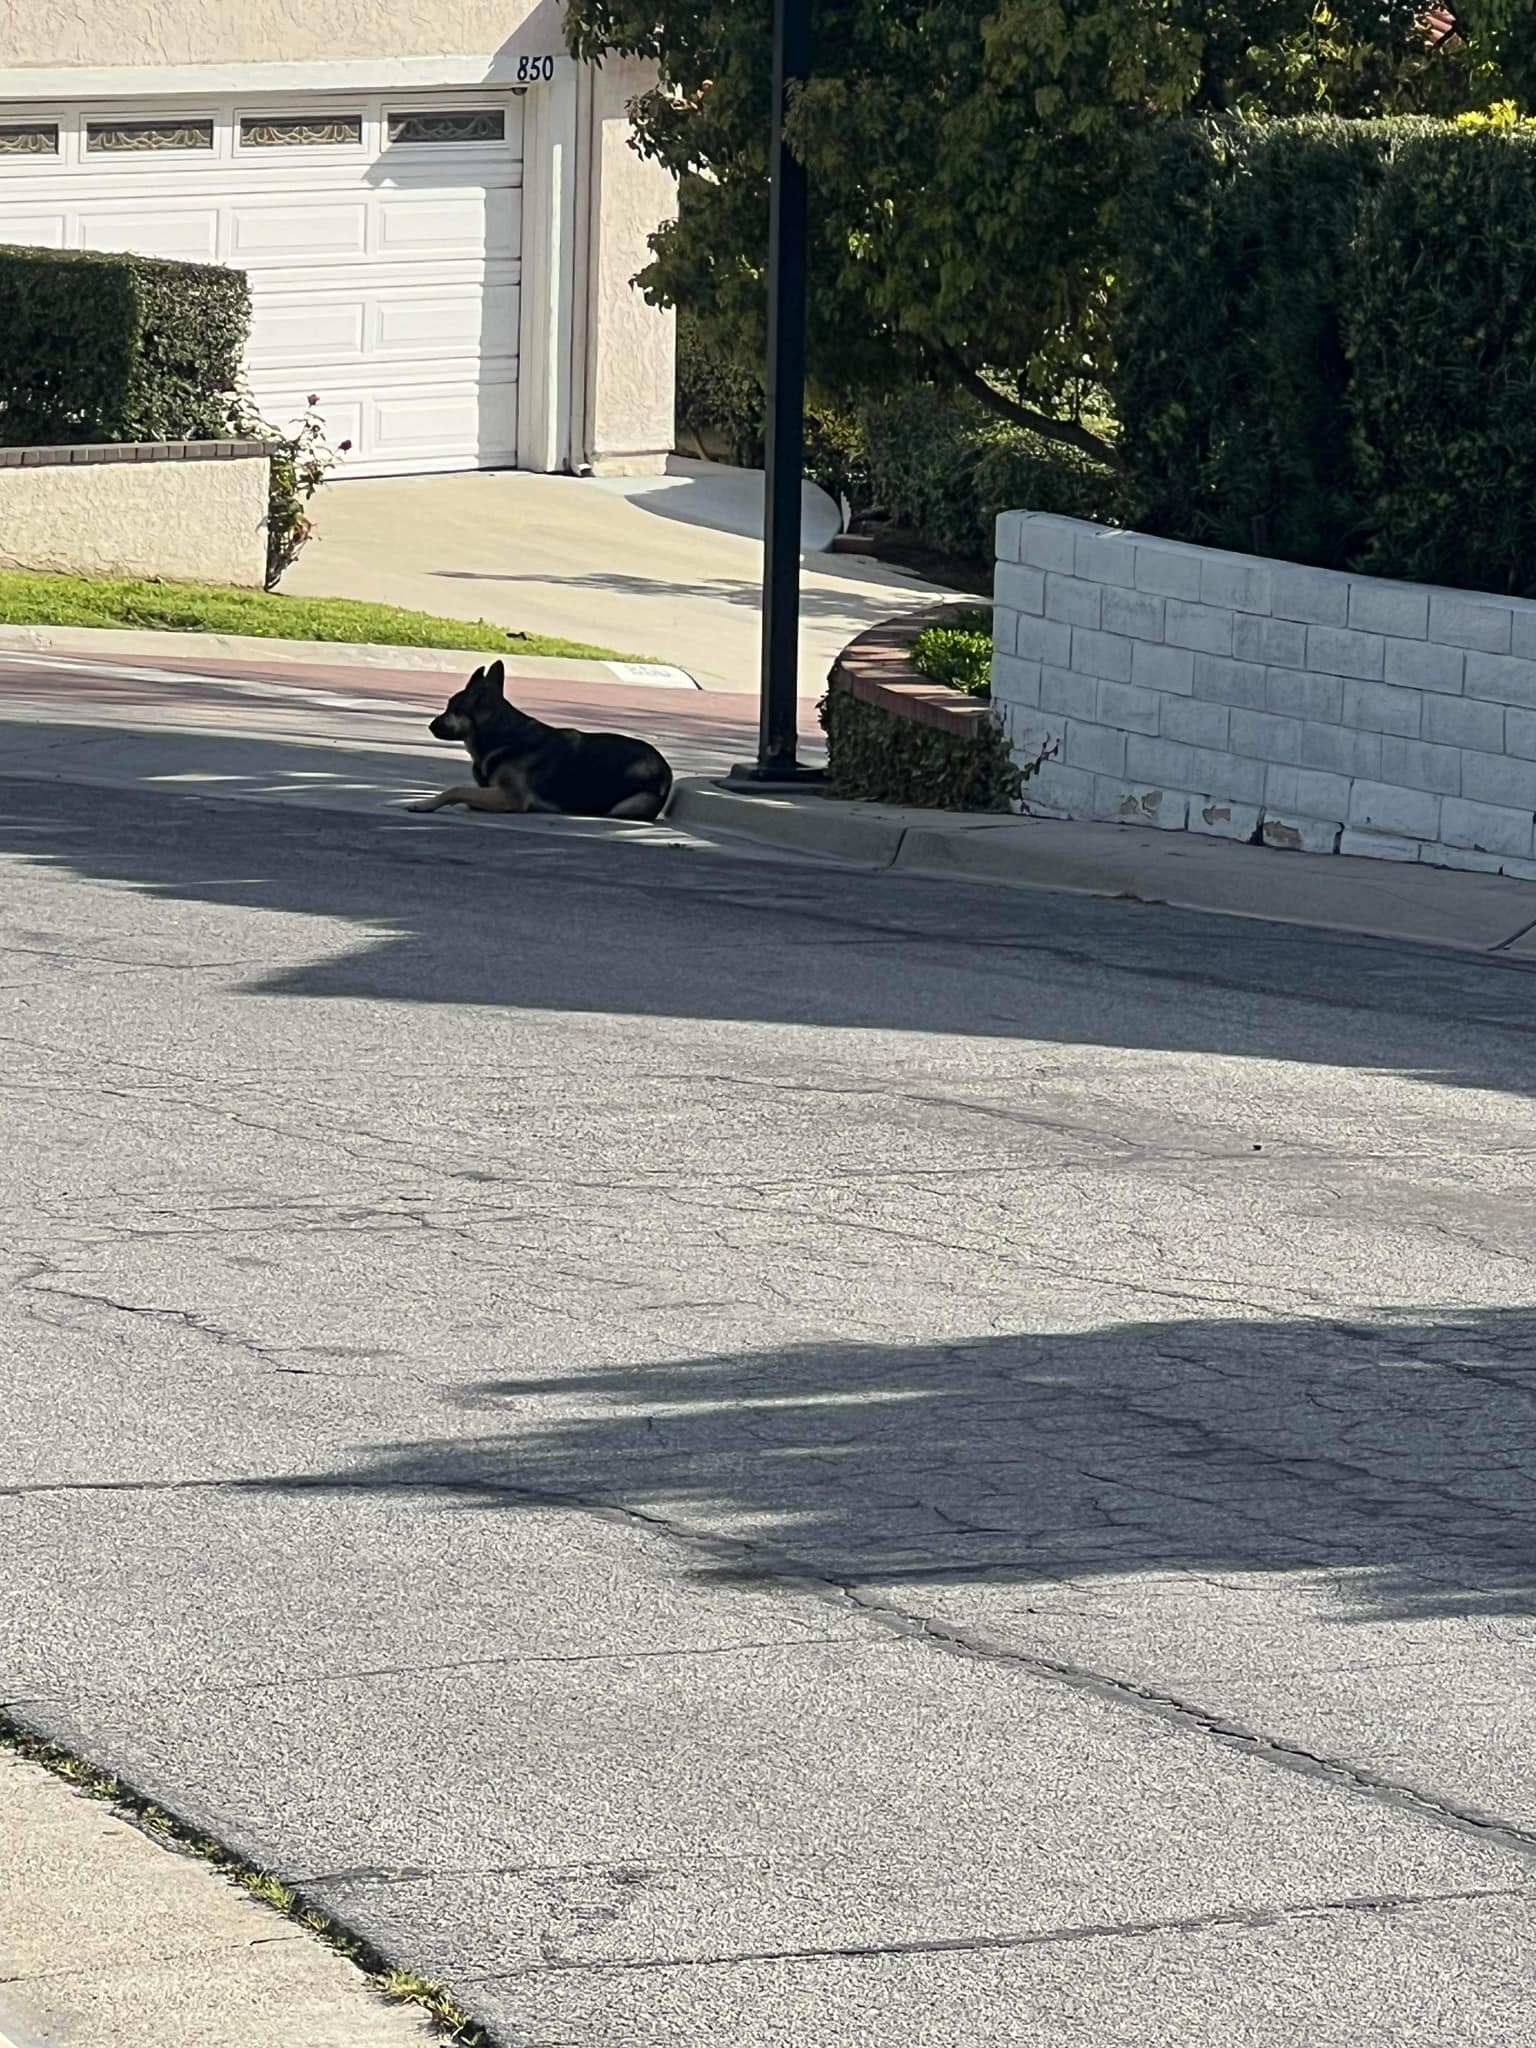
[490,721,674,820]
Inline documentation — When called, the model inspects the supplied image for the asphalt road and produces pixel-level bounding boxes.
[4,770,1536,2045]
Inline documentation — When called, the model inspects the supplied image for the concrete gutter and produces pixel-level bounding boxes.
[668,777,1536,958]
[0,622,701,690]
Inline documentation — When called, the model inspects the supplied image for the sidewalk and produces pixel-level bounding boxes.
[0,1752,433,2048]
[670,780,1536,956]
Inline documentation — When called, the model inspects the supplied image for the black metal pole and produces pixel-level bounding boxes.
[731,0,818,784]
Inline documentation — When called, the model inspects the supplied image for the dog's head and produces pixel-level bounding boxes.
[429,659,506,743]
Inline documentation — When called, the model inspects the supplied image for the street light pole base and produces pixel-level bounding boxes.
[725,761,827,791]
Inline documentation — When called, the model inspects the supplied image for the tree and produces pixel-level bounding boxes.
[567,0,1529,464]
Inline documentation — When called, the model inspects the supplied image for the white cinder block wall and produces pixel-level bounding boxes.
[991,512,1536,876]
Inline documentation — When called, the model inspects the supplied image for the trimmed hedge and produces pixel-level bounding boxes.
[0,245,250,446]
[819,676,1025,812]
[1346,123,1536,594]
[1116,117,1536,597]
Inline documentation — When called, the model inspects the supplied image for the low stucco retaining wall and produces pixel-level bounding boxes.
[991,511,1536,878]
[0,441,270,587]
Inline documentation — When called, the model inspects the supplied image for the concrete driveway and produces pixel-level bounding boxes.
[280,459,962,694]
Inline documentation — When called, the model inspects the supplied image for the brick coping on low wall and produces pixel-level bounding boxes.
[0,440,273,469]
[831,607,994,741]
[989,512,1536,880]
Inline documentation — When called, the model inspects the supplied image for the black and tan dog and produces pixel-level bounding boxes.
[408,661,674,821]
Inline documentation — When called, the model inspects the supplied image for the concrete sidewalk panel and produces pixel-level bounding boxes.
[0,1756,431,2048]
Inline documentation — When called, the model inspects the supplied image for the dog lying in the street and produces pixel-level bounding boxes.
[407,660,674,822]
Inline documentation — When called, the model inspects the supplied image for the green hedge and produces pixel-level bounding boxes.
[910,610,993,697]
[1115,117,1536,596]
[0,245,250,446]
[819,675,1026,812]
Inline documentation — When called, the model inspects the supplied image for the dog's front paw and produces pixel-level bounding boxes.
[404,797,438,813]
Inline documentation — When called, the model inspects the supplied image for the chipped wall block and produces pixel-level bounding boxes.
[1262,815,1344,856]
[1094,783,1192,831]
[1191,796,1262,842]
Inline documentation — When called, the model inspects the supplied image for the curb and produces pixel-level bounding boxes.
[0,622,701,690]
[666,777,1536,956]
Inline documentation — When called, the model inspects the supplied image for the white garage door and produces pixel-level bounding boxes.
[0,93,523,474]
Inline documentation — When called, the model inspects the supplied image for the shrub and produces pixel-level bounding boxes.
[676,308,763,465]
[1345,122,1536,594]
[1115,115,1536,597]
[860,386,1124,564]
[820,678,1025,810]
[675,316,1119,563]
[910,610,993,697]
[0,245,249,446]
[227,387,349,588]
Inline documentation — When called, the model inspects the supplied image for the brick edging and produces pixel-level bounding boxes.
[0,439,275,469]
[830,605,995,741]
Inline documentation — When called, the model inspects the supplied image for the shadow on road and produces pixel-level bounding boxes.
[238,1311,1536,1627]
[4,735,1536,1102]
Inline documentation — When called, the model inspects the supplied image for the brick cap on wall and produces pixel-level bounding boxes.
[831,607,995,740]
[0,440,275,469]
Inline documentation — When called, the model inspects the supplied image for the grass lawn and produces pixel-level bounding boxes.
[0,570,646,662]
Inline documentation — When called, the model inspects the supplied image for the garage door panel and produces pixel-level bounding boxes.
[248,298,368,368]
[370,381,515,461]
[229,200,368,263]
[0,210,65,248]
[371,284,519,361]
[74,206,220,262]
[373,188,517,259]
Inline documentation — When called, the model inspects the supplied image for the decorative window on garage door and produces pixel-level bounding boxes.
[85,118,215,153]
[238,114,364,149]
[0,122,58,155]
[386,110,505,146]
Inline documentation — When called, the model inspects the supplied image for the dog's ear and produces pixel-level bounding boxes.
[465,666,486,692]
[484,658,506,696]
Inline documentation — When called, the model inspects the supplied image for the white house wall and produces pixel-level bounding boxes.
[0,0,555,73]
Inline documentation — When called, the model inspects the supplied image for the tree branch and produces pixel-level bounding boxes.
[938,348,1123,471]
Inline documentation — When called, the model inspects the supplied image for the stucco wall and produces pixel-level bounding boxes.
[582,56,675,476]
[0,447,269,586]
[992,512,1536,879]
[0,0,554,70]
